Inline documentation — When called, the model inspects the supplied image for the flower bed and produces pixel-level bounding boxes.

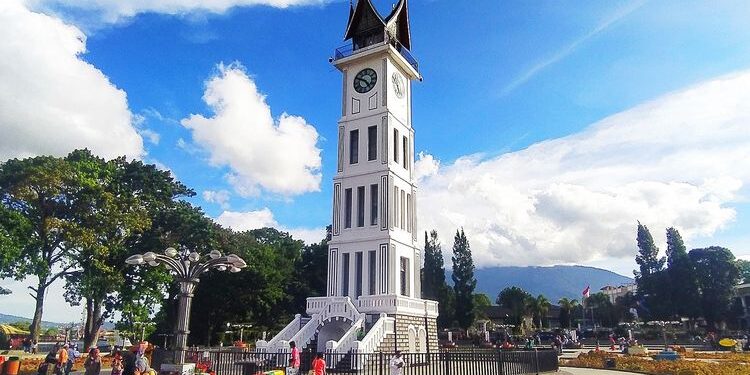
[561,350,750,375]
[18,356,113,375]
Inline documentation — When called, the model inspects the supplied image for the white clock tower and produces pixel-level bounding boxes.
[258,0,438,361]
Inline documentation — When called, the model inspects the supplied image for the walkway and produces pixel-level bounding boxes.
[559,367,643,375]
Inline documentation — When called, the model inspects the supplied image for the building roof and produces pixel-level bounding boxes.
[0,324,30,336]
[344,0,412,50]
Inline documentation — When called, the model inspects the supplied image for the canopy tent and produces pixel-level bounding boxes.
[0,324,30,336]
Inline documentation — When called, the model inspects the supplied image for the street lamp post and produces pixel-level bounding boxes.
[126,247,246,372]
[226,323,253,344]
[133,322,155,342]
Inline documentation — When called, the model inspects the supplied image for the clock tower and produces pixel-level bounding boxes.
[258,0,438,360]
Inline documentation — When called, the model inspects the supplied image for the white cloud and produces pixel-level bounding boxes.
[202,189,231,209]
[182,63,322,197]
[24,0,331,26]
[0,0,144,161]
[140,129,161,145]
[216,209,325,244]
[420,71,750,268]
[414,151,440,182]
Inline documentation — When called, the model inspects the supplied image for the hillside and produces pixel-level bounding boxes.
[466,265,633,304]
[0,313,66,328]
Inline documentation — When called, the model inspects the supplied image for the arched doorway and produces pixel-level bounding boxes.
[316,318,354,352]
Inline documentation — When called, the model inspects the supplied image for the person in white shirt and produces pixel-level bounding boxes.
[389,350,405,375]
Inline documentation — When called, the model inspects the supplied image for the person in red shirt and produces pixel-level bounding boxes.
[311,353,326,375]
[288,341,300,375]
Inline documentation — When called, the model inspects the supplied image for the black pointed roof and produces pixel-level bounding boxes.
[344,0,411,51]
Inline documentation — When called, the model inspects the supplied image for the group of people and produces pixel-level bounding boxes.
[37,342,152,375]
[21,337,39,353]
[287,341,407,375]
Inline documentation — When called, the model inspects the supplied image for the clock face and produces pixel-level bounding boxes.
[353,68,378,93]
[392,72,405,98]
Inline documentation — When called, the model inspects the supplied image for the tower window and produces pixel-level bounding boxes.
[344,188,352,229]
[342,253,350,296]
[350,129,359,164]
[368,250,377,295]
[406,193,412,233]
[393,186,399,228]
[355,251,363,298]
[357,186,365,227]
[402,136,409,169]
[370,184,378,226]
[368,125,377,161]
[400,190,406,229]
[400,256,410,296]
[393,129,399,163]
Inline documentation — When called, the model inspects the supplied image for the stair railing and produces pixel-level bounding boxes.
[256,314,301,352]
[325,317,365,367]
[351,313,395,369]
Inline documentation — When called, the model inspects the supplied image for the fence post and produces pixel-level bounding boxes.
[379,352,384,375]
[444,350,450,375]
[496,350,503,375]
[534,349,539,375]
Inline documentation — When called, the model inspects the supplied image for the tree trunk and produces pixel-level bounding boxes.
[83,297,104,351]
[29,280,47,342]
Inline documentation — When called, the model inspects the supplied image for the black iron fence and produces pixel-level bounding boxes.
[184,349,558,375]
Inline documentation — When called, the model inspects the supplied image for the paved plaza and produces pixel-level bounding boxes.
[559,367,641,375]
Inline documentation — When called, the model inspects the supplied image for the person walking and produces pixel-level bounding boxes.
[311,353,326,375]
[57,344,69,375]
[389,351,405,375]
[288,341,300,375]
[65,344,80,375]
[84,349,102,375]
[110,350,124,375]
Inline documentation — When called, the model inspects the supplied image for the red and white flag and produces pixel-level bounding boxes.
[582,285,590,298]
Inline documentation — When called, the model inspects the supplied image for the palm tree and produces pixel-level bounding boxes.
[529,295,551,329]
[558,298,579,328]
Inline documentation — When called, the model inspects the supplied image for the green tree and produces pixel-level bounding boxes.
[528,295,551,329]
[421,230,454,328]
[689,247,740,328]
[497,286,532,327]
[473,293,492,320]
[0,154,85,340]
[585,292,617,328]
[62,151,192,349]
[665,227,700,319]
[187,228,307,345]
[289,226,330,312]
[633,223,669,320]
[634,222,665,278]
[451,228,476,331]
[557,298,579,329]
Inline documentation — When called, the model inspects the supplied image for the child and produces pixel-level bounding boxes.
[311,353,326,375]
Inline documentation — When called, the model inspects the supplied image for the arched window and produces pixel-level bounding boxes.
[418,327,427,353]
[407,325,417,353]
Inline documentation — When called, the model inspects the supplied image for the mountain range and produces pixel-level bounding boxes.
[0,312,68,328]
[468,265,633,304]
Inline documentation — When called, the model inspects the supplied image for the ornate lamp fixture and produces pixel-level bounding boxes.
[126,247,247,366]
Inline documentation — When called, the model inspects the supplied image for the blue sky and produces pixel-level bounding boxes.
[2,0,750,321]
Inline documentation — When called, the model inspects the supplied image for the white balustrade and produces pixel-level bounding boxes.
[325,317,365,367]
[351,314,395,369]
[285,313,321,352]
[258,314,301,352]
[356,294,438,317]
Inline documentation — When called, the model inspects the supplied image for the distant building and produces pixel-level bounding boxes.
[600,283,637,304]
